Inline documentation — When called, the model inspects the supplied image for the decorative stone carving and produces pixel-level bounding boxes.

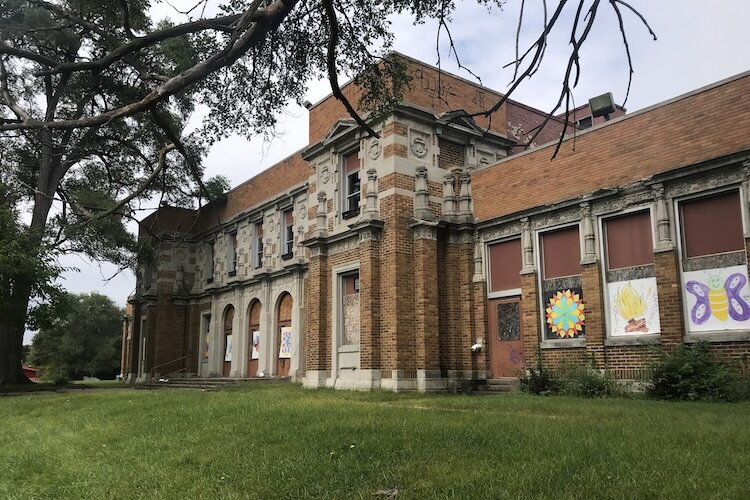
[175,248,186,262]
[412,223,438,240]
[364,168,379,218]
[316,192,327,236]
[411,133,428,158]
[521,218,535,274]
[458,170,472,219]
[580,202,597,264]
[368,138,381,160]
[319,164,331,184]
[414,165,432,220]
[297,204,306,221]
[265,214,275,234]
[473,230,484,282]
[652,183,673,251]
[443,173,457,219]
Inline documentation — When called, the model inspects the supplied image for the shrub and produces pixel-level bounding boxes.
[558,364,619,398]
[520,349,560,395]
[647,342,743,402]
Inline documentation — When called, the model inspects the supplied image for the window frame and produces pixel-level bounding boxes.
[227,231,238,277]
[341,149,361,220]
[535,222,586,345]
[485,236,523,299]
[598,205,662,342]
[206,241,215,284]
[674,185,750,339]
[253,220,264,269]
[281,208,294,260]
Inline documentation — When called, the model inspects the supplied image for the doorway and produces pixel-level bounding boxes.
[487,297,525,378]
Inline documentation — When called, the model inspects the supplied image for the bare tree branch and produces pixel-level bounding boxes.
[88,143,176,222]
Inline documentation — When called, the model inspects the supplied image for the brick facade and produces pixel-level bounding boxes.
[126,55,750,390]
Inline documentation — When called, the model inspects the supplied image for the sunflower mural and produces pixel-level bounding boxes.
[545,288,585,338]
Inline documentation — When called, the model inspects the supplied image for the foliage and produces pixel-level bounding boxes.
[557,363,619,398]
[647,342,745,402]
[29,292,124,381]
[20,344,29,365]
[521,349,618,397]
[1,385,749,499]
[520,348,560,395]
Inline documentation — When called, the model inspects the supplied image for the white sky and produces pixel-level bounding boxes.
[26,0,750,344]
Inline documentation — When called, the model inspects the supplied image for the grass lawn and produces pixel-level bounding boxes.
[1,384,748,499]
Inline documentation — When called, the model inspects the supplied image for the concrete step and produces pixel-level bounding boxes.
[141,377,291,390]
[471,378,520,395]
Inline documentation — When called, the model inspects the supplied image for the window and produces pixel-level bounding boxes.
[680,190,744,258]
[488,238,522,293]
[227,232,237,276]
[678,189,750,333]
[341,272,360,345]
[602,210,660,336]
[539,226,585,340]
[342,150,360,219]
[201,313,211,361]
[281,209,294,259]
[207,242,215,283]
[253,222,263,268]
[576,115,593,129]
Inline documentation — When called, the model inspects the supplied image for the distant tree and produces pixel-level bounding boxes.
[0,0,654,385]
[29,292,124,381]
[21,345,30,365]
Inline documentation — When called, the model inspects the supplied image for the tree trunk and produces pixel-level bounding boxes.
[0,128,57,386]
[0,285,33,385]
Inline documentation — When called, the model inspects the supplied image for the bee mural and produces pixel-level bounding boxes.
[686,272,750,325]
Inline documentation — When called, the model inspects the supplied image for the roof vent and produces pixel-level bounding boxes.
[589,92,616,120]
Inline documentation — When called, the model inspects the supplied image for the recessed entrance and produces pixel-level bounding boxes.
[222,305,234,377]
[276,293,293,377]
[247,299,261,377]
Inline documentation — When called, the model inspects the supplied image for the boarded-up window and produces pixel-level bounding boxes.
[604,210,654,269]
[541,226,581,279]
[680,190,744,258]
[342,273,360,345]
[488,239,522,291]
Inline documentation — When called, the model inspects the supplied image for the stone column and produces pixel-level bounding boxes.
[652,184,683,351]
[579,202,604,366]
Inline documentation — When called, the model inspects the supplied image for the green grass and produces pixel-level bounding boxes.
[1,385,748,499]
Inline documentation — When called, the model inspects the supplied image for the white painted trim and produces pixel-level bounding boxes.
[331,262,361,379]
[487,288,522,299]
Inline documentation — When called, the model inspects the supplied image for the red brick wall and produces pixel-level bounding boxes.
[473,74,750,222]
[308,55,511,144]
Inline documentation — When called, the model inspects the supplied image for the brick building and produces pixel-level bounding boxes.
[123,54,750,390]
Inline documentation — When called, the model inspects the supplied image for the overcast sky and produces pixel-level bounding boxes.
[26,0,750,344]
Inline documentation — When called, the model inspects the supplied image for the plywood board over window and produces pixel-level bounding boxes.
[678,189,750,333]
[540,226,585,339]
[602,210,661,336]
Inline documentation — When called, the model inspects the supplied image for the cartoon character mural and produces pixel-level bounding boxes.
[607,278,661,335]
[683,265,750,332]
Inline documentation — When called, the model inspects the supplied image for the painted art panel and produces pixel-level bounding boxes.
[224,335,233,362]
[251,330,261,360]
[683,265,750,332]
[544,288,585,339]
[279,326,293,358]
[607,277,661,336]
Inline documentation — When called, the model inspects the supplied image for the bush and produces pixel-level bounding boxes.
[558,364,619,398]
[40,365,70,386]
[647,342,743,402]
[520,350,560,395]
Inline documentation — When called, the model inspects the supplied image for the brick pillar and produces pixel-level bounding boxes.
[303,248,329,388]
[521,272,541,361]
[581,263,605,367]
[412,222,443,391]
[359,227,381,371]
[655,249,684,351]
